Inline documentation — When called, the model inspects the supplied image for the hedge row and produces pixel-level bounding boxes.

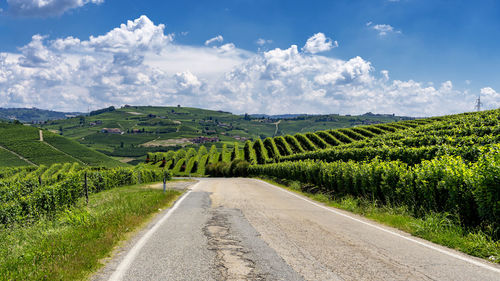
[249,149,500,236]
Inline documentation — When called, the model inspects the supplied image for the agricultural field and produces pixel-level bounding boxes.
[37,105,410,163]
[0,122,124,167]
[0,147,30,167]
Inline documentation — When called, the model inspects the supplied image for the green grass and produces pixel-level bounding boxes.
[0,183,182,280]
[260,177,500,264]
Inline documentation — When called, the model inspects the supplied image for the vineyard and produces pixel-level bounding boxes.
[147,109,500,238]
[0,163,170,225]
[0,122,123,167]
[146,118,426,175]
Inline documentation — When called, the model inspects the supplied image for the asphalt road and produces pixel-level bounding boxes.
[95,178,500,281]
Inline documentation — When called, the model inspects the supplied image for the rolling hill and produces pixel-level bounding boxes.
[0,108,82,123]
[0,122,124,167]
[37,105,413,163]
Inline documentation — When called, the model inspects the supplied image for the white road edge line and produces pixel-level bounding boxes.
[108,185,197,281]
[258,179,500,274]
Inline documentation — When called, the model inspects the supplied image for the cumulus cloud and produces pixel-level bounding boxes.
[0,15,493,116]
[367,22,401,36]
[480,87,500,109]
[6,0,103,17]
[302,33,338,54]
[204,35,223,46]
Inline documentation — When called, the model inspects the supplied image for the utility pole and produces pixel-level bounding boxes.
[474,93,483,111]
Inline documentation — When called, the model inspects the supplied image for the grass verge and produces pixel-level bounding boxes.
[0,183,182,280]
[259,177,500,264]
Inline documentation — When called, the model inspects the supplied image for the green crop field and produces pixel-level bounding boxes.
[0,122,124,167]
[0,148,30,167]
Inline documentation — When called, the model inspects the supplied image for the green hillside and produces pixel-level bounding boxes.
[0,122,124,167]
[0,147,31,167]
[38,105,411,163]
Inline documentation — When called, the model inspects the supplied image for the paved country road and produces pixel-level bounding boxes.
[94,178,500,281]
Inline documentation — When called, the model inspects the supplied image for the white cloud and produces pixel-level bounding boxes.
[367,22,401,36]
[6,0,103,17]
[204,35,223,46]
[0,15,492,116]
[380,70,389,81]
[480,87,500,109]
[302,33,338,54]
[256,38,273,46]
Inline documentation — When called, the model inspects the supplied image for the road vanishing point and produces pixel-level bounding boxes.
[95,178,500,281]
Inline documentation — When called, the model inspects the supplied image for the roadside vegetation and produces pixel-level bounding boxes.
[0,162,178,280]
[0,183,181,280]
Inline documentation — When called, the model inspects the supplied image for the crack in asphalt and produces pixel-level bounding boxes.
[203,208,266,281]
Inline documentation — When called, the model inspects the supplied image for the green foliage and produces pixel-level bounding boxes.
[328,130,354,144]
[230,142,240,161]
[249,148,500,237]
[294,133,317,151]
[221,144,232,163]
[196,154,209,175]
[172,158,185,173]
[279,144,489,165]
[252,139,269,164]
[263,137,280,159]
[305,133,329,149]
[351,127,376,138]
[184,156,197,174]
[206,159,250,177]
[0,164,170,225]
[197,145,208,156]
[338,128,366,141]
[273,136,293,156]
[243,140,257,164]
[316,131,341,146]
[284,135,305,154]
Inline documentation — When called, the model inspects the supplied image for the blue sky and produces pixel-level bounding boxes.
[0,0,499,115]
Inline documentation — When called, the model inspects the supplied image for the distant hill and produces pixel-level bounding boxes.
[0,122,124,167]
[36,105,414,163]
[0,108,83,123]
[248,114,311,119]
